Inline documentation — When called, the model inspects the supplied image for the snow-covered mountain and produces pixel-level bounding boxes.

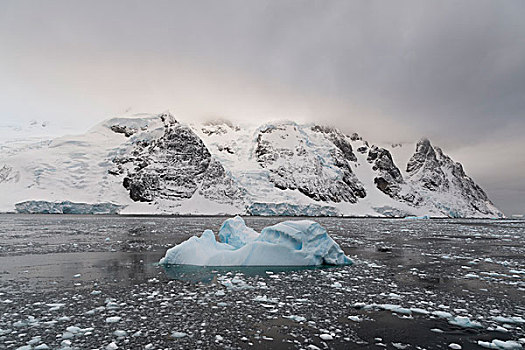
[0,112,503,218]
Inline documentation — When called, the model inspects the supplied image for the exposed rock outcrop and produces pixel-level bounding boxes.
[406,138,500,217]
[255,122,366,203]
[367,146,404,197]
[0,165,19,183]
[113,114,244,205]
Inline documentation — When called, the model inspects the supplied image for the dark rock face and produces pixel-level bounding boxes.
[406,138,498,216]
[311,125,357,162]
[0,165,19,183]
[357,146,368,154]
[110,125,136,137]
[113,115,244,205]
[406,139,447,191]
[254,123,366,203]
[367,146,404,197]
[434,147,493,210]
[199,158,246,202]
[350,132,362,141]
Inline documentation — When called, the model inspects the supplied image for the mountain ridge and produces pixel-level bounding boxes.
[0,112,504,218]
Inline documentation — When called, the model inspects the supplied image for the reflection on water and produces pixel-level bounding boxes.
[161,264,334,283]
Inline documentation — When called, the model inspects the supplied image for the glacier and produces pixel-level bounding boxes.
[159,216,352,266]
[247,202,340,216]
[15,200,125,214]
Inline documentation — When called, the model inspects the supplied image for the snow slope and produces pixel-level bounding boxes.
[0,112,504,217]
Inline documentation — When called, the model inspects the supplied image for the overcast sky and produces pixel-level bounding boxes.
[0,0,524,214]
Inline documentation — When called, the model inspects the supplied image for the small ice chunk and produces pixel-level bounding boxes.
[284,315,306,322]
[410,308,429,315]
[172,331,187,338]
[66,326,81,334]
[61,332,74,339]
[28,337,41,345]
[478,339,523,349]
[106,342,118,350]
[491,316,525,324]
[113,330,127,337]
[105,316,121,323]
[449,316,483,328]
[449,344,462,349]
[319,334,333,341]
[432,311,453,319]
[378,304,412,315]
[35,345,50,350]
[46,303,65,311]
[331,282,342,288]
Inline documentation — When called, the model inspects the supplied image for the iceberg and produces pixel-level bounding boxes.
[159,216,352,266]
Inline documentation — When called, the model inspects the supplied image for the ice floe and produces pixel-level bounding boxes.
[477,339,523,349]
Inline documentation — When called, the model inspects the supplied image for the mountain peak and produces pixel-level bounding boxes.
[0,117,504,218]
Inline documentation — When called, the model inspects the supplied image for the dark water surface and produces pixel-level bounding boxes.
[0,215,524,349]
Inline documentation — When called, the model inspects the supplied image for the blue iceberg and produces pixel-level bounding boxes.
[159,216,351,266]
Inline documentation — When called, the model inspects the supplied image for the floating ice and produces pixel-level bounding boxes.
[15,346,31,350]
[171,331,188,338]
[105,316,121,323]
[491,316,525,324]
[319,334,334,341]
[159,216,351,266]
[449,316,483,328]
[34,345,50,350]
[348,315,362,322]
[106,342,118,350]
[284,315,306,322]
[478,339,523,349]
[113,330,127,337]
